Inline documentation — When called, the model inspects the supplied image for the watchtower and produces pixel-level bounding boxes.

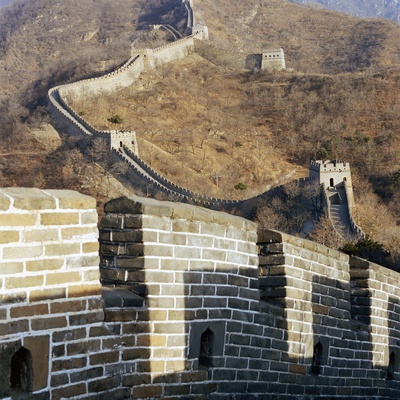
[309,159,352,189]
[110,130,139,155]
[261,48,286,71]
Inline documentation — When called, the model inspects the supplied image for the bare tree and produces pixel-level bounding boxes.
[256,204,288,232]
[308,215,344,249]
[89,138,109,163]
[109,161,129,182]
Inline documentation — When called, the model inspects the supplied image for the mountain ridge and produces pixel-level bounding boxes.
[289,0,400,23]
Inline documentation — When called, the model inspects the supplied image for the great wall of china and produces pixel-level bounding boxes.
[2,2,392,399]
[46,0,303,211]
[46,0,362,241]
[47,2,220,207]
[0,188,399,399]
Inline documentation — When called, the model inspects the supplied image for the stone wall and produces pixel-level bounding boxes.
[96,196,400,399]
[0,188,102,400]
[133,36,195,69]
[48,0,206,156]
[59,56,143,100]
[48,55,143,155]
[1,191,400,399]
[257,231,400,399]
[113,145,240,206]
[343,183,365,239]
[99,195,259,399]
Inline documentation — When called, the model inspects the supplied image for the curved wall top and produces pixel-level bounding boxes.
[48,0,204,152]
[47,1,303,209]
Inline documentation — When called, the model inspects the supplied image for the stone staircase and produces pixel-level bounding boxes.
[326,186,354,241]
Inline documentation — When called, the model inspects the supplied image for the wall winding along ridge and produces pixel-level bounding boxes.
[49,2,348,235]
[46,0,306,213]
[47,0,214,204]
[44,0,238,210]
[47,1,359,226]
[1,189,400,399]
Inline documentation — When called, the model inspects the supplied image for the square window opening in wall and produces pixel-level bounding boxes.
[188,321,225,370]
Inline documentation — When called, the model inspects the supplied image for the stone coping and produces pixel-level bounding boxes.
[351,255,400,282]
[104,195,257,230]
[102,286,144,308]
[0,188,96,211]
[258,228,349,262]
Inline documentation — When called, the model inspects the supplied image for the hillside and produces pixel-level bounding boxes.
[0,0,188,211]
[192,0,400,73]
[0,0,399,263]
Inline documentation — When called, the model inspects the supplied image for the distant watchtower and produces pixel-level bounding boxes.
[110,131,139,155]
[261,48,286,71]
[309,159,355,208]
[309,160,352,189]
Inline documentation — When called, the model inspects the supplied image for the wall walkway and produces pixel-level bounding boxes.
[47,0,362,236]
[321,184,365,242]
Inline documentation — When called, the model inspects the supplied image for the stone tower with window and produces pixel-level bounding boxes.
[309,159,352,189]
[261,48,286,71]
[309,159,355,208]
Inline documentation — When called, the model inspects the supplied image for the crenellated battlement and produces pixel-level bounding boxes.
[309,159,352,189]
[48,0,207,159]
[1,190,400,399]
[310,159,350,172]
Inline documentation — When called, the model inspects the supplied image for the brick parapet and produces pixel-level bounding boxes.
[3,192,400,398]
[99,195,259,397]
[350,256,400,369]
[0,188,104,399]
[97,197,400,398]
[115,146,242,206]
[255,229,400,397]
[0,188,101,306]
[48,55,144,149]
[258,229,351,365]
[344,184,365,239]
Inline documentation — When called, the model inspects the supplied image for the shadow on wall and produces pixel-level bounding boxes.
[245,54,262,70]
[0,334,50,398]
[97,197,400,398]
[387,296,400,386]
[311,275,373,396]
[137,0,187,32]
[311,272,399,396]
[0,340,24,398]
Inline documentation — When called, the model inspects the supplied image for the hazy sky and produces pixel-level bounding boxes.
[0,0,14,7]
